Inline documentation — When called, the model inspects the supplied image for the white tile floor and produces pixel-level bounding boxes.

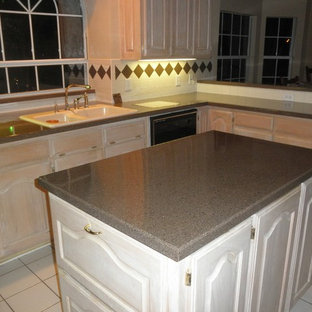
[0,245,311,312]
[0,245,62,312]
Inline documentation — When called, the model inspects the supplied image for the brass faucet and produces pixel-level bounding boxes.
[64,84,91,110]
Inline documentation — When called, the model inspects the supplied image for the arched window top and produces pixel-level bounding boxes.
[0,0,82,15]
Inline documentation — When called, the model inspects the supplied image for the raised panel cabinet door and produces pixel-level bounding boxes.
[191,219,252,312]
[250,188,300,312]
[119,0,141,59]
[0,163,51,260]
[171,0,194,57]
[197,106,210,133]
[291,178,312,305]
[141,0,170,58]
[193,0,212,58]
[208,108,233,133]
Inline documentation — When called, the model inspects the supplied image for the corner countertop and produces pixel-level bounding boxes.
[1,91,312,144]
[38,131,312,261]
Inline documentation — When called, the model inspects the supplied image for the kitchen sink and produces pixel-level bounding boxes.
[19,104,137,128]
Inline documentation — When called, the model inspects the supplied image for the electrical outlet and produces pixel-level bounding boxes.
[125,78,132,92]
[176,76,181,87]
[283,94,294,101]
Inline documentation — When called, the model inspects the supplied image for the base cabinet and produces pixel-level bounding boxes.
[48,179,312,312]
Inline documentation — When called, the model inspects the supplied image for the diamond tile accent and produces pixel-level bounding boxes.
[115,66,121,79]
[89,65,96,79]
[122,65,133,79]
[192,62,199,73]
[155,64,164,76]
[207,61,212,72]
[165,63,173,76]
[183,63,191,74]
[107,66,111,79]
[145,64,154,77]
[200,62,206,73]
[97,65,106,79]
[134,65,144,78]
[174,63,183,75]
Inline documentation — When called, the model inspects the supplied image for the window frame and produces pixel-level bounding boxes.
[0,0,88,99]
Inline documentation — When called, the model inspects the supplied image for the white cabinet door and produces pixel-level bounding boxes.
[193,0,212,58]
[250,188,300,312]
[141,0,170,58]
[191,219,252,312]
[291,178,312,305]
[0,162,51,260]
[197,106,210,134]
[50,195,166,312]
[208,108,233,133]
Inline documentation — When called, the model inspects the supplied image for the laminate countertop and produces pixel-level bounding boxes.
[38,131,312,261]
[1,91,312,143]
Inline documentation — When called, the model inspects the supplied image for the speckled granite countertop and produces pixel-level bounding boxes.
[1,91,312,144]
[38,131,312,261]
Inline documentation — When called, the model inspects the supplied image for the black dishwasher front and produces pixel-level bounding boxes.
[150,109,197,145]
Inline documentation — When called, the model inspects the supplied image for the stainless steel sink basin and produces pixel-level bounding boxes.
[19,104,137,128]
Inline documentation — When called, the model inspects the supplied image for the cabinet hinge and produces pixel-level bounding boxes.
[185,272,192,286]
[251,226,256,240]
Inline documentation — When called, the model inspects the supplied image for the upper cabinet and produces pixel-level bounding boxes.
[119,0,212,59]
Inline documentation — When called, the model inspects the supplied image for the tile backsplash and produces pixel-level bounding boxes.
[88,59,213,103]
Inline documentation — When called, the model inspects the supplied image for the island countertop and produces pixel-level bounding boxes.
[38,131,312,261]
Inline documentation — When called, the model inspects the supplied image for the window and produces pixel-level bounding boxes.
[0,0,86,95]
[262,17,294,85]
[217,11,250,82]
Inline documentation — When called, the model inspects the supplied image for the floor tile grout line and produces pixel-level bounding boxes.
[42,275,61,298]
[300,297,312,305]
[3,299,15,312]
[3,280,42,301]
[0,259,24,278]
[41,301,61,312]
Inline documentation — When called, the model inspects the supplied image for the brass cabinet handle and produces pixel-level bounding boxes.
[84,224,102,235]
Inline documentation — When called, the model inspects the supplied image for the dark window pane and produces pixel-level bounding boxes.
[0,0,25,11]
[262,78,275,85]
[2,13,32,60]
[0,39,2,61]
[217,59,222,80]
[219,12,222,32]
[263,59,276,76]
[232,36,239,55]
[232,59,240,78]
[30,0,39,9]
[222,13,232,34]
[277,38,291,56]
[221,35,231,56]
[232,15,240,35]
[60,16,84,58]
[241,16,249,36]
[64,64,85,86]
[222,59,231,80]
[266,18,278,36]
[8,67,36,92]
[38,65,62,90]
[240,59,246,77]
[279,18,293,36]
[0,68,7,94]
[32,15,58,59]
[218,35,222,55]
[264,38,277,56]
[56,0,82,15]
[34,0,57,13]
[240,37,249,55]
[277,59,289,76]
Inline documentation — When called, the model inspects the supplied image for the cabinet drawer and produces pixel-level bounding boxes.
[274,116,312,148]
[52,128,103,154]
[0,139,50,170]
[105,138,145,158]
[105,119,145,145]
[59,270,113,312]
[50,195,165,312]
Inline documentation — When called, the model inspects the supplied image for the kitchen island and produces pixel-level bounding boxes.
[38,131,312,312]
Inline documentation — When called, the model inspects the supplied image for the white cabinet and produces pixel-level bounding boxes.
[190,219,252,312]
[291,178,312,306]
[103,118,148,158]
[51,127,104,172]
[0,139,51,260]
[249,188,300,312]
[50,194,167,312]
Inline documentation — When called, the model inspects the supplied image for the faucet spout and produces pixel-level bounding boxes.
[65,84,91,110]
